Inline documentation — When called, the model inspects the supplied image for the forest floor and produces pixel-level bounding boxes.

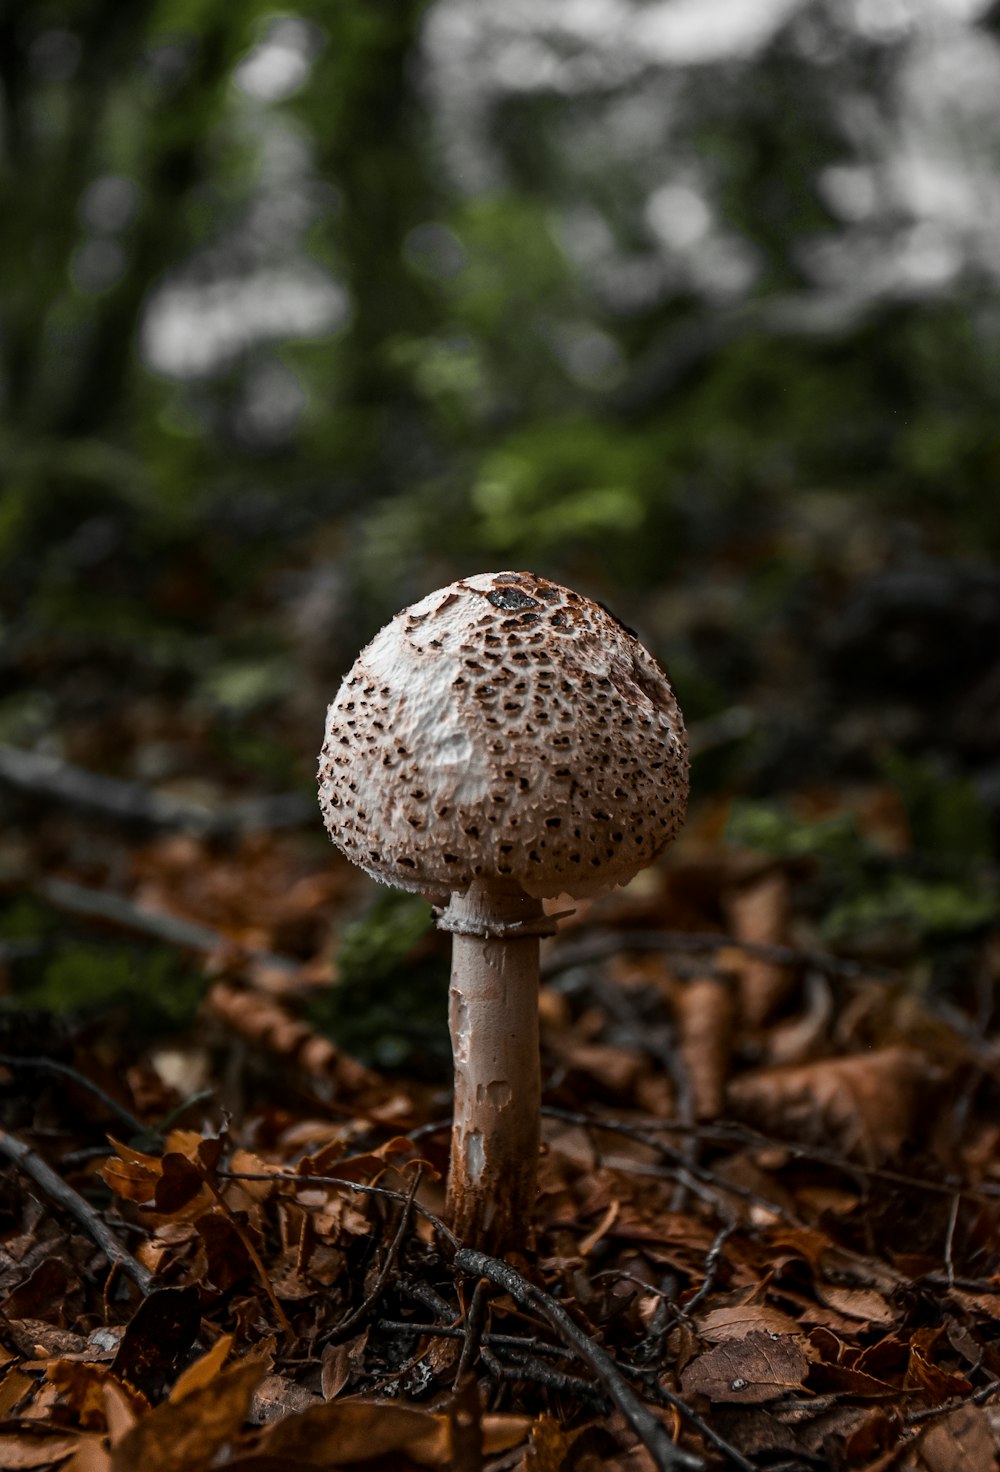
[0,706,995,1472]
[2,751,1000,1472]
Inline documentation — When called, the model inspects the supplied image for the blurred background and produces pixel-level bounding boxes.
[3,0,1000,1035]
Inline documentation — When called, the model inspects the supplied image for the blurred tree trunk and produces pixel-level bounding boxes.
[308,0,440,484]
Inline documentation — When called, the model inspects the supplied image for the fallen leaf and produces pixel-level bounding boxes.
[917,1404,998,1471]
[680,1331,809,1403]
[725,868,792,1027]
[46,1361,147,1430]
[0,1427,84,1468]
[697,1305,802,1343]
[110,1286,201,1394]
[0,1369,34,1417]
[815,1283,895,1326]
[251,1398,449,1465]
[169,1335,232,1402]
[727,1047,930,1162]
[675,974,733,1119]
[110,1358,265,1472]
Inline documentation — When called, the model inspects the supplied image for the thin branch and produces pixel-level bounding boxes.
[0,1129,152,1293]
[37,877,299,974]
[454,1248,704,1472]
[0,742,312,835]
[943,1193,960,1287]
[541,928,893,983]
[375,1320,576,1361]
[454,1274,489,1388]
[218,1168,459,1248]
[543,1106,803,1223]
[630,1369,759,1472]
[0,1053,144,1135]
[480,1345,607,1409]
[682,1223,737,1318]
[327,1169,421,1341]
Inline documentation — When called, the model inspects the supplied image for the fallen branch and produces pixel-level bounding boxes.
[0,1054,144,1136]
[0,743,312,835]
[453,1248,704,1472]
[375,1320,576,1361]
[36,877,299,974]
[541,928,894,982]
[0,1129,153,1293]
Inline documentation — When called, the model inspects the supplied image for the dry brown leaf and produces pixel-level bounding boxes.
[320,1340,356,1401]
[680,1331,809,1403]
[103,1381,139,1445]
[46,1362,146,1430]
[675,975,734,1119]
[0,1368,34,1417]
[482,1414,534,1454]
[905,1344,972,1401]
[725,869,792,1027]
[169,1335,232,1402]
[101,1141,163,1204]
[110,1359,265,1472]
[0,1428,85,1468]
[815,1283,895,1326]
[63,1439,113,1472]
[696,1305,802,1343]
[916,1404,998,1471]
[522,1415,574,1470]
[727,1046,928,1161]
[252,1398,449,1465]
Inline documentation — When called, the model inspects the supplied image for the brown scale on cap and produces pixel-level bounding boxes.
[318,571,689,904]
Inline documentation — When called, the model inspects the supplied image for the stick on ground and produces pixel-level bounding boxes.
[454,1247,704,1472]
[0,1129,153,1294]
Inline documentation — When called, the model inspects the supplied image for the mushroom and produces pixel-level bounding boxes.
[318,571,689,1254]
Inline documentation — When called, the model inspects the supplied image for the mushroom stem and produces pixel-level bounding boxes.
[438,884,552,1254]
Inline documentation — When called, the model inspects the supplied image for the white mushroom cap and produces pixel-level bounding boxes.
[318,571,689,904]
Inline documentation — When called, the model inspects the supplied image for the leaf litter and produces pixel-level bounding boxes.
[2,795,1000,1469]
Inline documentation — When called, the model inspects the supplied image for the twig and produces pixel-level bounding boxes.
[541,928,894,983]
[906,1376,1000,1425]
[454,1248,704,1472]
[0,743,312,835]
[631,1370,759,1472]
[327,1170,421,1341]
[455,1275,490,1388]
[480,1345,607,1408]
[0,1053,144,1135]
[547,1108,998,1208]
[36,877,298,973]
[375,1320,576,1361]
[943,1193,960,1287]
[0,1129,152,1293]
[682,1223,736,1318]
[543,1106,802,1223]
[219,1168,459,1248]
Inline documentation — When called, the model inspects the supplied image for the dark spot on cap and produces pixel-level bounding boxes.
[488,587,540,612]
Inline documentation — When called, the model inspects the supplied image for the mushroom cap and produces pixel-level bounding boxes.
[318,571,689,903]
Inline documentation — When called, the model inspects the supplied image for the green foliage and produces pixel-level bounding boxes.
[726,801,865,877]
[307,891,449,1073]
[727,761,1000,954]
[3,939,203,1030]
[880,752,995,866]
